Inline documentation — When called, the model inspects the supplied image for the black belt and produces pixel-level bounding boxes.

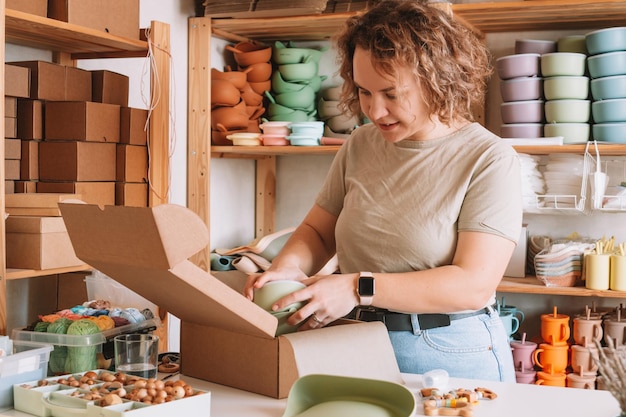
[356,307,491,331]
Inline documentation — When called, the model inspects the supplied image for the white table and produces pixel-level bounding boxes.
[1,373,621,417]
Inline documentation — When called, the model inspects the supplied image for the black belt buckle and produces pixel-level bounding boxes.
[417,313,451,330]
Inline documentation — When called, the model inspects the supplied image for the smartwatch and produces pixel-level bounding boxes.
[357,272,375,306]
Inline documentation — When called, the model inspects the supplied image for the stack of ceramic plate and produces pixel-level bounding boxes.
[542,154,585,208]
[534,240,595,287]
[518,153,545,211]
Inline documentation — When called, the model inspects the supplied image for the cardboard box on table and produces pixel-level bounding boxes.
[59,203,403,399]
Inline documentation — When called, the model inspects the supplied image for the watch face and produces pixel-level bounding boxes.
[359,276,375,296]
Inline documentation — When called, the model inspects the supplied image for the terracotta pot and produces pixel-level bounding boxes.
[241,62,272,83]
[240,83,264,106]
[226,42,272,67]
[249,80,272,96]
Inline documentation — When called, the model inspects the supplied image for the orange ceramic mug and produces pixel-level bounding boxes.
[535,370,567,387]
[534,343,570,374]
[541,310,570,345]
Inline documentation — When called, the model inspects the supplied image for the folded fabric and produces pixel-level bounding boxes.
[215,227,296,260]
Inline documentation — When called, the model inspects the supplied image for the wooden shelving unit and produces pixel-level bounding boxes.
[1,6,171,335]
[188,1,626,301]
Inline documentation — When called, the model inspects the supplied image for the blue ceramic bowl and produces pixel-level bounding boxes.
[592,99,626,123]
[587,51,626,79]
[590,75,626,100]
[586,26,626,56]
[592,123,626,143]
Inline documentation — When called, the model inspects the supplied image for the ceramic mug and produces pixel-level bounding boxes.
[510,339,537,371]
[566,372,596,389]
[540,311,570,345]
[610,255,626,291]
[604,319,626,347]
[499,312,520,340]
[572,316,603,347]
[570,344,599,375]
[534,343,570,374]
[515,369,537,384]
[535,370,567,387]
[585,253,610,290]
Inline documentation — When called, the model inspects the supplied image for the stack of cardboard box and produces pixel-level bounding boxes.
[5,61,149,209]
[4,64,30,194]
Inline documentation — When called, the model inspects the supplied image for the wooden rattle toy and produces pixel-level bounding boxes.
[423,399,473,416]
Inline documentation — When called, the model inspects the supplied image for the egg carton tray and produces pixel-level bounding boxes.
[14,370,211,417]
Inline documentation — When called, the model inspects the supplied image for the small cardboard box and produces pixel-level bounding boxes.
[5,117,17,138]
[14,181,37,193]
[5,215,84,269]
[37,181,115,207]
[65,66,92,101]
[5,139,21,160]
[4,64,30,98]
[6,0,48,17]
[48,0,140,40]
[39,141,116,181]
[45,101,120,142]
[120,107,148,145]
[505,224,528,278]
[115,182,148,207]
[59,203,403,399]
[4,160,20,181]
[20,140,39,181]
[17,99,44,140]
[5,97,17,118]
[91,70,129,107]
[9,61,65,101]
[116,144,147,182]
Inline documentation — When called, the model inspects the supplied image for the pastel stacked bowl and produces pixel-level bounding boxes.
[497,52,543,138]
[540,52,590,143]
[586,26,626,143]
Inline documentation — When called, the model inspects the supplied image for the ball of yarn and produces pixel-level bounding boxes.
[120,308,146,324]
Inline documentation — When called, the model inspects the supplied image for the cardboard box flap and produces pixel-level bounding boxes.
[59,203,278,339]
[283,321,404,384]
[59,203,208,269]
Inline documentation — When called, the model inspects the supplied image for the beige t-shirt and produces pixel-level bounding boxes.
[315,122,523,275]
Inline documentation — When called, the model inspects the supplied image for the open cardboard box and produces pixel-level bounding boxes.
[58,203,402,398]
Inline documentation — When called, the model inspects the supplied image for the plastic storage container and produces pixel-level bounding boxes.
[11,319,159,376]
[0,340,53,411]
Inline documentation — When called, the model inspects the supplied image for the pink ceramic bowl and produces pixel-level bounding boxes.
[496,53,541,80]
[501,100,544,124]
[500,77,543,102]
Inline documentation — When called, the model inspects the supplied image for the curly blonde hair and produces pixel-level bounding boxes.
[334,0,492,125]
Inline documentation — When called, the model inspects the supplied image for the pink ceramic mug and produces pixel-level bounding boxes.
[510,339,537,371]
[572,316,603,347]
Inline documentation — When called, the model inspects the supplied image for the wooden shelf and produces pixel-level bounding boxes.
[209,0,626,42]
[6,265,91,280]
[211,144,626,158]
[5,8,148,59]
[498,276,626,298]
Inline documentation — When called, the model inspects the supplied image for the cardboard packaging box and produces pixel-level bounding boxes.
[37,181,115,207]
[9,61,65,101]
[6,215,84,269]
[5,139,21,160]
[37,181,115,206]
[65,66,92,101]
[39,141,116,181]
[6,0,48,17]
[20,140,39,181]
[5,97,17,118]
[4,64,30,98]
[116,144,147,183]
[57,272,90,310]
[115,182,148,207]
[5,117,17,138]
[120,107,148,145]
[48,0,140,40]
[91,70,129,107]
[6,181,15,194]
[45,101,120,142]
[59,203,403,399]
[14,181,37,193]
[17,99,44,140]
[5,193,79,217]
[4,160,20,181]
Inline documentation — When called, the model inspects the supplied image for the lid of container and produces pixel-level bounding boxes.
[59,203,278,339]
